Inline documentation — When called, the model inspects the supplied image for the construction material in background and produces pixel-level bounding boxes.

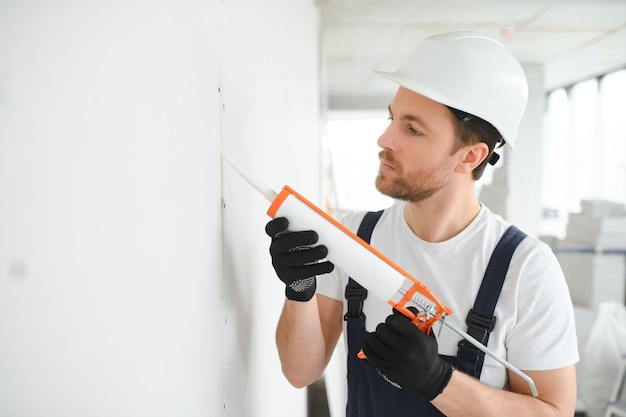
[559,253,625,308]
[604,355,626,417]
[577,200,626,221]
[567,200,626,249]
[555,199,626,308]
[552,200,626,416]
[579,302,626,417]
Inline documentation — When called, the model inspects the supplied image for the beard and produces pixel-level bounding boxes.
[375,150,454,203]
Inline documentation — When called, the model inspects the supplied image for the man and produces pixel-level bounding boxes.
[265,31,578,417]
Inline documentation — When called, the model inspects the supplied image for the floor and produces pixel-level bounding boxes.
[308,378,331,417]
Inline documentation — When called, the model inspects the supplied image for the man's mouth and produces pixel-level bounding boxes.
[379,159,395,172]
[378,151,397,172]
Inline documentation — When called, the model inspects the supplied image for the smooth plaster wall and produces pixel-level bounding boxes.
[0,1,321,416]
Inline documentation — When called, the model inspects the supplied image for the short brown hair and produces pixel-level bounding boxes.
[448,108,504,180]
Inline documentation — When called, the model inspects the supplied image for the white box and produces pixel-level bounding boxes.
[580,199,626,217]
[558,252,626,309]
[565,213,626,249]
[564,230,626,249]
[568,213,626,235]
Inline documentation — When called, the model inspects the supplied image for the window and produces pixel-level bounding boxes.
[598,70,626,203]
[542,69,626,238]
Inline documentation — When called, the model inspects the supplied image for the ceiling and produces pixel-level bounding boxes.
[318,0,626,111]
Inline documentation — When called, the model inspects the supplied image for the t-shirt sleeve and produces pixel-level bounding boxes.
[316,268,345,301]
[505,241,580,370]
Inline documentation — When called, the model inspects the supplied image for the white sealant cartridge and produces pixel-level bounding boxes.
[268,185,451,334]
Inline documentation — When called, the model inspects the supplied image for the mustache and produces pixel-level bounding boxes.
[378,150,399,168]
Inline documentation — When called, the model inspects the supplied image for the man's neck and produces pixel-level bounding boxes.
[402,183,481,243]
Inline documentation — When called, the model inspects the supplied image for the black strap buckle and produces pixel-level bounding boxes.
[462,308,496,344]
[344,286,368,320]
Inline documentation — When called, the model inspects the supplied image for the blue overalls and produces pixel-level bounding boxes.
[344,210,526,417]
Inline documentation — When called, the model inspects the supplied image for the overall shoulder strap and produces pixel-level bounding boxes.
[469,225,527,330]
[457,225,527,378]
[357,210,384,243]
[344,210,384,320]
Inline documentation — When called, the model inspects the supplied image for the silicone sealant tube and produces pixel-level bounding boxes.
[267,185,451,331]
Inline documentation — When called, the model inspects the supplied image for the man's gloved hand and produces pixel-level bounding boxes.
[361,308,453,400]
[265,217,334,302]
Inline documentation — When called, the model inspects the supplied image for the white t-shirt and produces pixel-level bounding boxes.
[316,201,579,390]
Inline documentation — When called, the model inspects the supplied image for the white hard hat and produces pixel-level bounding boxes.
[375,31,528,148]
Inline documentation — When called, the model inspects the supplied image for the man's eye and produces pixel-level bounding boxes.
[409,126,422,136]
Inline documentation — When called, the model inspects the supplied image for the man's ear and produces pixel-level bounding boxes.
[456,142,489,174]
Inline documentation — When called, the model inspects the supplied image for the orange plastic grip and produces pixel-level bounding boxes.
[357,281,451,360]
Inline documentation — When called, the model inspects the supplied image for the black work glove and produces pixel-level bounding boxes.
[265,217,334,302]
[361,308,453,400]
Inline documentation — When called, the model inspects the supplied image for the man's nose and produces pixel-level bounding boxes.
[377,123,398,151]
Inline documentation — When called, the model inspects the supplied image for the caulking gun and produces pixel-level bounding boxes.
[223,156,538,397]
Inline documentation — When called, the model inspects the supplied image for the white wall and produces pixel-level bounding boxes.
[0,1,321,416]
[220,1,322,416]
